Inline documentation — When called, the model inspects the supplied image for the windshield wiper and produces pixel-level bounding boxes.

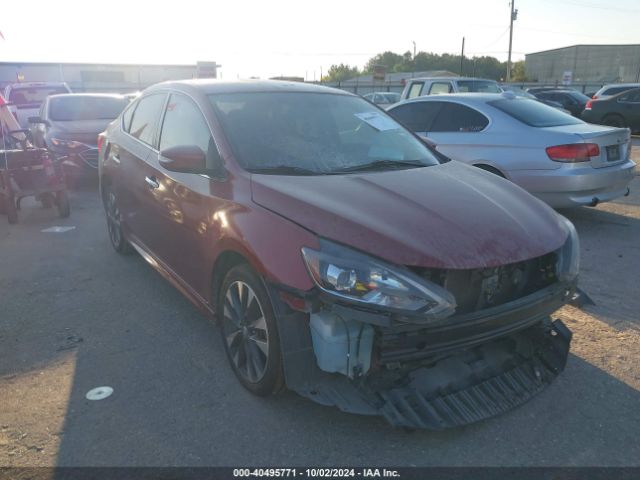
[335,159,427,173]
[247,165,320,176]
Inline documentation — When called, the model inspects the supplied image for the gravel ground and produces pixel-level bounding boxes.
[0,146,639,467]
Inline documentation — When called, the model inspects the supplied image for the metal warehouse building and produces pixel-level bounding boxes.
[0,61,219,93]
[525,44,640,84]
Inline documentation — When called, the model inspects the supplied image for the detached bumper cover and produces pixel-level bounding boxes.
[376,320,571,429]
[269,283,573,430]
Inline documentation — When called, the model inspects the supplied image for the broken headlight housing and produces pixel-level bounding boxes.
[302,239,456,319]
[555,215,580,283]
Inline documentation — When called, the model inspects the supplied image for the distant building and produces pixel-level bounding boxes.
[525,45,640,84]
[0,61,220,93]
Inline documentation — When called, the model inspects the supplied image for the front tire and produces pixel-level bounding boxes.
[218,264,284,396]
[104,187,131,254]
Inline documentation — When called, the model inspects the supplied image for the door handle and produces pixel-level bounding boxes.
[145,176,159,189]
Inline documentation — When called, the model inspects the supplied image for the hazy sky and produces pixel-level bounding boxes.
[1,0,638,79]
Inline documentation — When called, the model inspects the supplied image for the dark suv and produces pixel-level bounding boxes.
[99,80,578,429]
[531,89,591,117]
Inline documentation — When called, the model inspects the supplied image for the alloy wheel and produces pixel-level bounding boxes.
[221,281,269,383]
[106,191,122,247]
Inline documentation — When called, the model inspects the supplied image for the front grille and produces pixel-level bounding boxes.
[411,253,558,315]
[79,148,99,168]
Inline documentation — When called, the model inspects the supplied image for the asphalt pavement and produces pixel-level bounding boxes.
[1,156,639,466]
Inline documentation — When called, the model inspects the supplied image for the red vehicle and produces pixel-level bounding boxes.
[99,80,578,429]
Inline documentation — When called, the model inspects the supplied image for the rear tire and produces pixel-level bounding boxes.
[218,264,285,396]
[602,114,626,128]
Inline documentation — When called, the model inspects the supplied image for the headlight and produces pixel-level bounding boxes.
[556,215,580,282]
[301,239,456,319]
[50,138,84,149]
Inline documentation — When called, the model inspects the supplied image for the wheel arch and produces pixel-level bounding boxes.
[211,249,251,308]
[472,162,508,179]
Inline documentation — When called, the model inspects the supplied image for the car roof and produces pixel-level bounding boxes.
[146,79,352,96]
[601,83,640,89]
[398,92,513,105]
[47,93,125,99]
[407,77,496,82]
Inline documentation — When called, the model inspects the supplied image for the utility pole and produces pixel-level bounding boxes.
[412,41,417,77]
[460,37,465,76]
[507,0,518,81]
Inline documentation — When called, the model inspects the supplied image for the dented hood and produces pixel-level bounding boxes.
[250,161,568,269]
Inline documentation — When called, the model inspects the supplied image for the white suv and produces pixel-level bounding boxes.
[3,82,71,128]
[400,77,501,101]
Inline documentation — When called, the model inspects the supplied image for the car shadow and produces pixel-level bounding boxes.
[558,204,640,332]
[2,188,639,467]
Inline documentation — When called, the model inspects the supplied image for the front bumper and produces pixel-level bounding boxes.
[49,146,99,177]
[509,159,636,208]
[268,282,573,429]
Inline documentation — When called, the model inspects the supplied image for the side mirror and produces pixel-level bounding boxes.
[28,116,50,126]
[159,145,207,173]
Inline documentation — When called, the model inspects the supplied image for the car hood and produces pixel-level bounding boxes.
[250,161,568,269]
[48,119,114,144]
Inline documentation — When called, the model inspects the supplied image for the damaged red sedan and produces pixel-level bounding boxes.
[98,80,579,429]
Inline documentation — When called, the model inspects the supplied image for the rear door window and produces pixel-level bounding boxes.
[619,90,640,103]
[429,82,452,95]
[407,82,424,99]
[389,102,445,132]
[606,86,632,96]
[431,102,489,132]
[128,93,166,146]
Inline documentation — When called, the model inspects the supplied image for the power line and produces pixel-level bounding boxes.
[479,26,511,50]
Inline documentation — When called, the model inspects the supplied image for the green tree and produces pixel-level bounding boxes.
[363,51,405,73]
[361,50,509,80]
[322,64,360,82]
[510,60,529,82]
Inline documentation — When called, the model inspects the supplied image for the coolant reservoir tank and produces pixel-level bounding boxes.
[310,310,374,378]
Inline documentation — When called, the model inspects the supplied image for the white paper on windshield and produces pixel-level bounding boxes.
[354,112,400,131]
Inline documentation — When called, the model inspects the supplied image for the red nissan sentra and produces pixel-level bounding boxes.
[98,80,578,429]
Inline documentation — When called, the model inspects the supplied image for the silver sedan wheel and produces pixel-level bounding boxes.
[221,281,269,383]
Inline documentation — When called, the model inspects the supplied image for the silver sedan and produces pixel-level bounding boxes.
[387,92,636,208]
